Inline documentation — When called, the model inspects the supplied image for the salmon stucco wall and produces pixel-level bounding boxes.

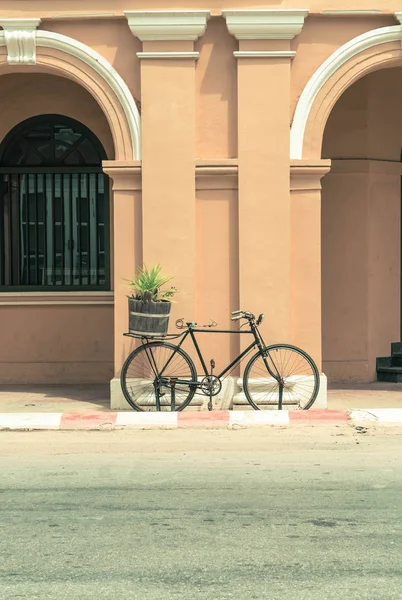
[0,73,115,383]
[322,68,402,382]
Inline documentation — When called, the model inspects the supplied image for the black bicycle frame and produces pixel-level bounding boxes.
[153,321,270,382]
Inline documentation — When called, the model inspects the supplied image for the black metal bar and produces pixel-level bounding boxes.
[5,176,11,286]
[77,174,82,286]
[69,174,74,286]
[12,174,19,285]
[25,175,30,285]
[51,173,56,286]
[217,341,258,378]
[94,173,99,285]
[34,174,39,286]
[41,174,47,285]
[86,173,90,285]
[60,174,65,286]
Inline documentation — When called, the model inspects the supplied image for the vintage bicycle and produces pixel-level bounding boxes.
[120,310,320,412]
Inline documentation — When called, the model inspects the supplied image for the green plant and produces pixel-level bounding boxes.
[126,264,178,303]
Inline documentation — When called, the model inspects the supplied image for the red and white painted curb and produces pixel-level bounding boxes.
[0,409,401,430]
[0,408,358,430]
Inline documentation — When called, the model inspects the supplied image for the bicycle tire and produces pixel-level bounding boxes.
[120,342,197,411]
[243,344,320,410]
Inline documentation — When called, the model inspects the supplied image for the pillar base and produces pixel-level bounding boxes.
[110,374,328,410]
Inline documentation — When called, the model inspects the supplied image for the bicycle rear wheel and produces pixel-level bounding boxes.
[243,344,320,410]
[120,342,197,411]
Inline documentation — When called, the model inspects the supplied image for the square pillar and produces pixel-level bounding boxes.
[223,10,308,343]
[125,11,210,323]
[290,160,331,369]
[102,161,142,379]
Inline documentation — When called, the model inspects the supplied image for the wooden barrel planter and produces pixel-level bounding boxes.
[128,298,171,336]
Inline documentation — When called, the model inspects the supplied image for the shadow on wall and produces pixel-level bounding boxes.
[43,19,142,105]
[0,73,115,159]
[195,17,237,159]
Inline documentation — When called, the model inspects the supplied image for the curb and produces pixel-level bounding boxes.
[0,409,346,430]
[0,409,401,431]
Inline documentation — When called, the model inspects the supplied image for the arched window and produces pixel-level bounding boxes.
[0,115,110,290]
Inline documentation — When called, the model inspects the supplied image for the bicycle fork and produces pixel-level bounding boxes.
[208,359,215,412]
[261,351,285,411]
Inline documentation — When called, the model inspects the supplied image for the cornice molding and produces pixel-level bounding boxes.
[102,161,142,192]
[290,160,331,191]
[137,51,199,59]
[222,9,308,40]
[234,50,296,59]
[0,18,41,65]
[125,10,210,41]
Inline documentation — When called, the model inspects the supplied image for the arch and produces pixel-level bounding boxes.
[0,114,111,290]
[0,29,141,160]
[0,114,107,166]
[290,25,402,159]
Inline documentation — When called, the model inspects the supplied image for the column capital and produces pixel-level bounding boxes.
[0,18,41,65]
[222,9,308,40]
[125,10,210,42]
[102,161,142,192]
[290,160,331,192]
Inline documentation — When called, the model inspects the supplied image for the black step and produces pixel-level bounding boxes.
[391,342,402,355]
[377,356,392,369]
[377,367,402,383]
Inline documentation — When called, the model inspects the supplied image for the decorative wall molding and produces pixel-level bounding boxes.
[290,160,331,192]
[125,11,210,41]
[222,9,309,40]
[234,50,296,59]
[0,18,41,65]
[35,30,141,160]
[290,25,402,159]
[0,291,114,306]
[137,51,199,60]
[0,28,141,158]
[321,10,383,16]
[102,161,142,191]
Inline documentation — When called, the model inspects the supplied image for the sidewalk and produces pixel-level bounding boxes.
[0,382,402,429]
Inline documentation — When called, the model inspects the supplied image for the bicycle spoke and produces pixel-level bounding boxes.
[121,342,197,412]
[244,345,319,410]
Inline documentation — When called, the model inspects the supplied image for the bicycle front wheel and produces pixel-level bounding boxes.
[243,344,320,410]
[120,342,197,411]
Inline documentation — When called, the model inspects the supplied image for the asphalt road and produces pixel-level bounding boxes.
[0,426,402,599]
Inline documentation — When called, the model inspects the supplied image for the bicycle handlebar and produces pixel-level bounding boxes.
[231,310,255,321]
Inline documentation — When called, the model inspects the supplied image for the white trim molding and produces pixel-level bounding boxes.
[0,27,141,159]
[137,51,199,59]
[37,30,141,160]
[0,291,114,306]
[222,9,309,40]
[321,10,383,16]
[125,10,210,41]
[234,50,296,59]
[0,18,41,65]
[290,24,402,159]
